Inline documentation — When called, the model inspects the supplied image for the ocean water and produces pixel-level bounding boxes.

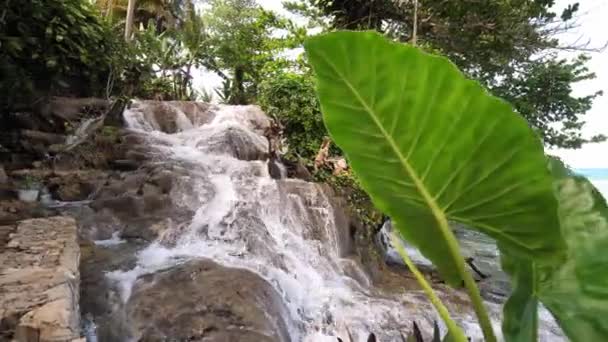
[575,168,608,199]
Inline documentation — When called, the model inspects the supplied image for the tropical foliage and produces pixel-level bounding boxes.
[305,31,608,342]
[95,0,179,34]
[0,0,114,109]
[201,0,288,104]
[258,67,326,159]
[289,0,604,149]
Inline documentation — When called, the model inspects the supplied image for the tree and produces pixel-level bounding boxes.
[125,0,137,40]
[201,0,285,104]
[290,0,604,148]
[95,0,179,36]
[1,0,114,110]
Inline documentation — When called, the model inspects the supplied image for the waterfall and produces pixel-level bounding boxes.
[106,100,563,341]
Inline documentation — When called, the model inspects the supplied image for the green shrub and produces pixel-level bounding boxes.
[0,0,115,109]
[258,69,332,160]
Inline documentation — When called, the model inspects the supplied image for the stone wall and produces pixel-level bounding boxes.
[0,216,81,342]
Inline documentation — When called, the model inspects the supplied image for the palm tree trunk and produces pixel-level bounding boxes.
[105,0,114,18]
[125,0,137,41]
[412,0,418,45]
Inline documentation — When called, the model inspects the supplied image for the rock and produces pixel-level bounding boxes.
[48,144,63,155]
[281,157,312,181]
[104,99,127,128]
[111,159,140,171]
[142,194,170,213]
[47,171,102,201]
[0,224,16,250]
[268,157,284,180]
[125,150,147,162]
[0,165,7,184]
[132,101,214,133]
[0,216,80,341]
[199,126,269,161]
[148,170,174,194]
[0,199,58,225]
[169,101,214,126]
[54,181,95,202]
[41,97,110,122]
[20,129,66,145]
[91,195,142,220]
[127,259,292,342]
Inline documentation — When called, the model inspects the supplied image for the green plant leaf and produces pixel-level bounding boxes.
[501,158,608,342]
[539,158,608,340]
[304,31,564,285]
[500,250,538,342]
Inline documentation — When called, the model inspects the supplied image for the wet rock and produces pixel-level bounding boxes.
[127,259,292,342]
[79,240,143,342]
[111,159,140,171]
[200,126,269,161]
[20,129,66,145]
[121,173,148,194]
[277,180,355,257]
[131,101,214,133]
[125,150,148,163]
[69,206,122,241]
[148,170,173,194]
[281,157,312,181]
[0,165,8,184]
[142,193,170,213]
[268,157,284,180]
[91,195,142,220]
[0,216,80,341]
[47,171,102,201]
[170,101,214,126]
[227,105,271,134]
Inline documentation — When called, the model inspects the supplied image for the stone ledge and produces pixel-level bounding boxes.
[0,216,80,342]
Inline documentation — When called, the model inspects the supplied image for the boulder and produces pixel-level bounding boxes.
[41,97,110,122]
[133,101,214,133]
[47,172,101,202]
[281,157,312,181]
[199,126,268,161]
[148,169,174,194]
[91,195,142,221]
[127,259,292,342]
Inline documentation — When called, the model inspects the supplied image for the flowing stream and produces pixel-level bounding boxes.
[102,101,563,341]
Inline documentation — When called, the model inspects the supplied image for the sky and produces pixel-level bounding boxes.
[195,0,607,168]
[550,0,607,168]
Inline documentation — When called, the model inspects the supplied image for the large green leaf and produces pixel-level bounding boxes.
[304,31,564,285]
[500,251,539,342]
[540,159,608,340]
[501,158,608,341]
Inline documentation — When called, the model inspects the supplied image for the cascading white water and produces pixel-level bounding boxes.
[110,100,564,341]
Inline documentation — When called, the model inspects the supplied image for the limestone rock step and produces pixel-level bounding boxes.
[0,216,80,342]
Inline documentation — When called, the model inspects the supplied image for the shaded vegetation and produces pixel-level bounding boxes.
[0,0,114,109]
[287,0,604,148]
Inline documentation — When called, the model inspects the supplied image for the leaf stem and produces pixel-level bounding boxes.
[434,220,498,342]
[391,232,468,342]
